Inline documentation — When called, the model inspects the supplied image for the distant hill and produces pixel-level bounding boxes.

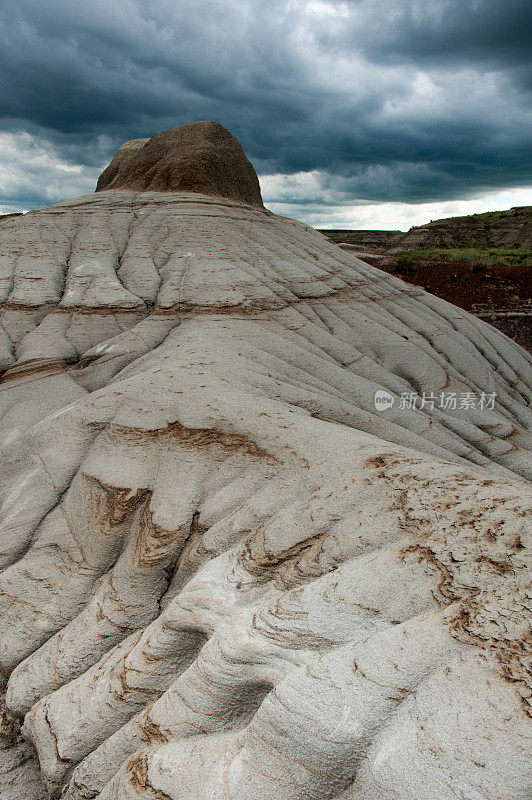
[318,229,401,252]
[319,206,532,253]
[394,206,532,251]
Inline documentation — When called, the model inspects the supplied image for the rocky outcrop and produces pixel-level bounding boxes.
[95,121,264,207]
[95,138,150,192]
[0,126,531,800]
[322,207,532,254]
[392,206,532,251]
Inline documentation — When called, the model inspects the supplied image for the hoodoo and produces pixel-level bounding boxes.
[95,121,264,207]
[0,123,530,800]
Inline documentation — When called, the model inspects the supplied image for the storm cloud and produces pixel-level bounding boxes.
[1,0,531,220]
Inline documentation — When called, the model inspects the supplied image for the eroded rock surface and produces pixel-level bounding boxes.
[95,121,264,207]
[95,138,150,192]
[0,125,531,800]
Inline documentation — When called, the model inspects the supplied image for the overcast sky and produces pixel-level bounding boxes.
[1,0,531,229]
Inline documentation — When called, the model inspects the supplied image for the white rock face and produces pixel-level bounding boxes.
[0,185,531,799]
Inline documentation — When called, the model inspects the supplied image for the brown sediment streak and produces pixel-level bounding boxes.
[157,299,282,316]
[113,662,159,703]
[84,477,215,569]
[86,476,151,532]
[239,528,333,589]
[145,284,374,316]
[1,302,146,317]
[140,712,169,745]
[450,599,532,711]
[174,510,213,573]
[58,305,146,315]
[131,496,191,569]
[108,420,278,462]
[365,452,532,714]
[1,275,422,327]
[0,359,72,385]
[127,752,173,799]
[1,301,55,312]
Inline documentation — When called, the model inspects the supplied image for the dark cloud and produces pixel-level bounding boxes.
[328,1,532,68]
[0,0,531,213]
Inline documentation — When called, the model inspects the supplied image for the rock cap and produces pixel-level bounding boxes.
[95,121,264,207]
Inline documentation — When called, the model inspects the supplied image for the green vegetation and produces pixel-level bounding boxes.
[390,247,532,273]
[421,207,531,225]
[470,207,532,220]
[319,217,532,273]
[319,229,401,242]
[393,252,416,274]
[468,210,507,222]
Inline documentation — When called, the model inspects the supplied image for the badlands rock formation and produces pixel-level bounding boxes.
[393,205,532,251]
[0,122,531,800]
[95,121,263,206]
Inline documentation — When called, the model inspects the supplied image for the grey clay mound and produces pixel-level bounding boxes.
[0,122,530,800]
